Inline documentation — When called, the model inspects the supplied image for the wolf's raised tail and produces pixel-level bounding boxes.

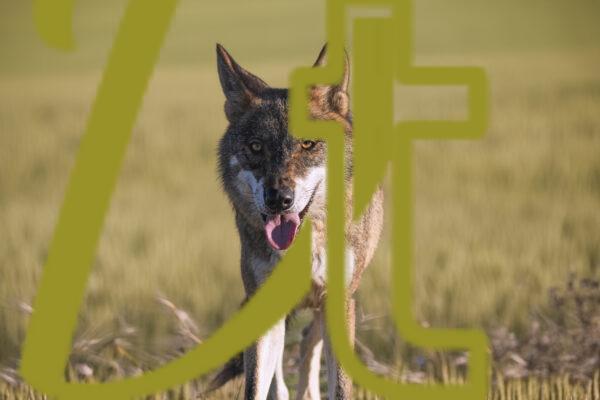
[206,352,244,393]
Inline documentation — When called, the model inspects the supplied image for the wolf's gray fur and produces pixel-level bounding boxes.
[215,43,384,400]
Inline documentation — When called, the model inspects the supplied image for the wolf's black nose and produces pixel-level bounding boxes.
[265,186,294,212]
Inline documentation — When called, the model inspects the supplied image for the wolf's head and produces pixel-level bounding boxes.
[217,44,350,252]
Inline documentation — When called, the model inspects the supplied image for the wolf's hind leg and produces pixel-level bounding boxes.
[244,318,287,400]
[295,311,323,399]
[323,298,355,400]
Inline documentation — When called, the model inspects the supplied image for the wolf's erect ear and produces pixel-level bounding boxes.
[216,44,268,122]
[312,44,349,92]
[312,44,328,68]
[311,44,350,116]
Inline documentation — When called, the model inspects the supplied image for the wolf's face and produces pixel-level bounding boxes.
[216,44,350,251]
[223,98,327,251]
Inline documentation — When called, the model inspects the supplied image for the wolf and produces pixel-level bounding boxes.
[214,43,384,400]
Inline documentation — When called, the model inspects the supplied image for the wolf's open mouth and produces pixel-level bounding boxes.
[261,181,320,251]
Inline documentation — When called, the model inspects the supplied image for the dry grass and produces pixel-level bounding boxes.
[3,375,599,400]
[1,275,598,399]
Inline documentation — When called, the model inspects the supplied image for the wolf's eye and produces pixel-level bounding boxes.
[301,140,316,150]
[249,141,262,153]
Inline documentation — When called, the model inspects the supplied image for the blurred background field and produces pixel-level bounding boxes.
[0,0,599,398]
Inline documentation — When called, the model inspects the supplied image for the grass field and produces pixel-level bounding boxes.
[1,0,599,398]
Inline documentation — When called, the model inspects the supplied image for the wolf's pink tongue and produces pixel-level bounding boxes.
[264,213,300,250]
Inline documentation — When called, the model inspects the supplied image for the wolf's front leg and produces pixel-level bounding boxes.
[244,318,288,400]
[322,297,355,400]
[270,339,289,400]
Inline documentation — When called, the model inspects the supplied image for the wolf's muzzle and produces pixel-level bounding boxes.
[264,186,294,213]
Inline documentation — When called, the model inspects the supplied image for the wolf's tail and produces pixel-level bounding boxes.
[206,352,244,393]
